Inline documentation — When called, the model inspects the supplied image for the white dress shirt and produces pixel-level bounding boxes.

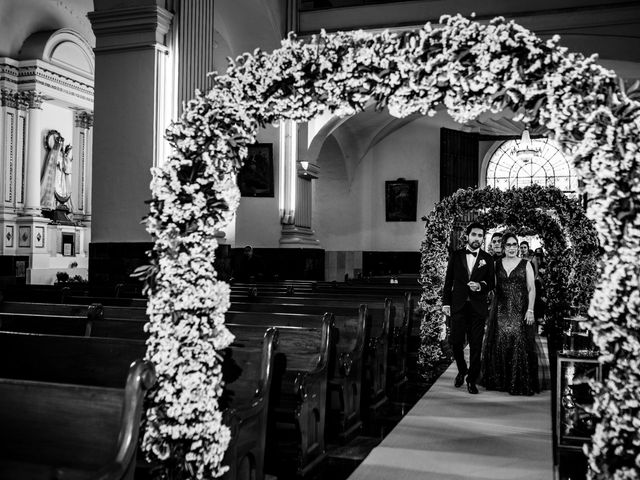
[466,247,479,275]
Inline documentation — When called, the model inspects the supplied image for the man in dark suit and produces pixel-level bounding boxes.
[442,222,495,394]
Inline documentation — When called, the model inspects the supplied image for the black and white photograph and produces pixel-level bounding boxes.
[0,2,637,480]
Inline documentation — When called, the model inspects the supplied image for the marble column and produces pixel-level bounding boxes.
[88,2,173,244]
[279,118,321,247]
[23,91,44,215]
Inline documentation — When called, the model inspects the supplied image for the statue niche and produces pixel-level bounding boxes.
[41,130,74,223]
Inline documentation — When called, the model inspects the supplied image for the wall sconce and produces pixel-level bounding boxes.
[297,160,319,179]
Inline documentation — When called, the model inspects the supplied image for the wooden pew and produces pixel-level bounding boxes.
[0,297,394,418]
[0,357,155,480]
[226,320,331,479]
[229,294,398,402]
[0,310,148,340]
[230,282,316,296]
[228,305,367,443]
[232,291,414,393]
[0,331,147,387]
[65,295,147,307]
[222,328,278,480]
[1,283,88,303]
[0,326,279,480]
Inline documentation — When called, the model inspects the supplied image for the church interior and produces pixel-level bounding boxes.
[0,1,638,479]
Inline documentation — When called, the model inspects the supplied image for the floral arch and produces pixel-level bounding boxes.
[418,184,600,374]
[141,14,640,480]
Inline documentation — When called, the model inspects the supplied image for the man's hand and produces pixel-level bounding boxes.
[442,305,451,317]
[467,281,481,292]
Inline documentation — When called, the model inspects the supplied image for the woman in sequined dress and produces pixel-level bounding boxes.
[481,232,539,395]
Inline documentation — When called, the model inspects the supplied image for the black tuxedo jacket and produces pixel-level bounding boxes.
[442,248,495,316]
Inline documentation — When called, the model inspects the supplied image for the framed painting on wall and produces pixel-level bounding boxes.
[385,179,418,222]
[237,143,274,197]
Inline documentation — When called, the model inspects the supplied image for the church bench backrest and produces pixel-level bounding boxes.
[0,331,146,388]
[0,311,90,336]
[221,328,278,480]
[228,302,366,358]
[225,321,331,477]
[0,310,148,340]
[0,300,89,316]
[223,328,278,410]
[0,359,155,480]
[227,318,331,372]
[65,295,147,307]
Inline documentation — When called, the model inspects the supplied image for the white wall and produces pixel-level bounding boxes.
[233,125,282,248]
[316,112,463,252]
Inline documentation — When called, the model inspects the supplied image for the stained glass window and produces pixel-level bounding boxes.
[486,138,577,194]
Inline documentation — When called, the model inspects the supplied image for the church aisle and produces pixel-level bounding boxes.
[347,362,553,480]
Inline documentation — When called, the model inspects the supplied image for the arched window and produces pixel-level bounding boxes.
[485,137,577,194]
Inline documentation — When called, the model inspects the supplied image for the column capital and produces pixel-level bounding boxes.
[75,111,94,129]
[88,4,173,53]
[20,90,45,110]
[0,89,17,108]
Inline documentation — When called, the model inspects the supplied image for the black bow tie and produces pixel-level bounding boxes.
[466,249,478,257]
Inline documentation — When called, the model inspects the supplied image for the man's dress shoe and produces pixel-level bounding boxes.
[454,373,465,388]
[467,382,479,394]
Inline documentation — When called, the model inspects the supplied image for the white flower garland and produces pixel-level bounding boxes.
[141,14,640,478]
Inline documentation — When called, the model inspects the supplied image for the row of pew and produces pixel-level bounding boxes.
[0,279,422,479]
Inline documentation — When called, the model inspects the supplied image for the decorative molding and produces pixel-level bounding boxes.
[280,224,321,248]
[34,225,45,248]
[18,225,31,248]
[20,90,44,109]
[75,110,94,128]
[18,114,26,204]
[4,112,15,203]
[78,129,86,211]
[1,59,93,109]
[17,63,93,106]
[5,225,14,248]
[0,61,19,90]
[1,89,17,108]
[88,5,173,53]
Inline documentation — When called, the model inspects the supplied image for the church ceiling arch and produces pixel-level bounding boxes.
[307,107,422,184]
[19,28,94,79]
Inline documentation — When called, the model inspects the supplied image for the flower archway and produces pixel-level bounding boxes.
[141,14,640,479]
[418,185,600,376]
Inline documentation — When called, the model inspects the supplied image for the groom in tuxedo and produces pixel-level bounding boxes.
[442,222,495,394]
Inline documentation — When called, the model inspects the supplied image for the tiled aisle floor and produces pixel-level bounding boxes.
[347,362,553,480]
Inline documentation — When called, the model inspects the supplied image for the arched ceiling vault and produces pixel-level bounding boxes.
[306,106,551,185]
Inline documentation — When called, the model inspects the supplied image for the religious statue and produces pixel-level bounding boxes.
[41,130,72,210]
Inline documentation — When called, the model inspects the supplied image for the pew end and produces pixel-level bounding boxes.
[0,359,155,480]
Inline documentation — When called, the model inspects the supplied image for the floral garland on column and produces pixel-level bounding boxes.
[140,13,640,479]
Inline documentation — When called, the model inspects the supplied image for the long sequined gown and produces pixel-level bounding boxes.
[482,259,539,395]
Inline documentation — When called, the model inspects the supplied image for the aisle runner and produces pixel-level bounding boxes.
[348,362,553,480]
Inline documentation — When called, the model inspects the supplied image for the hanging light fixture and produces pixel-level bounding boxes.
[511,129,541,163]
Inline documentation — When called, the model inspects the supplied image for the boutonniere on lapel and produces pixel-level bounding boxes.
[477,259,487,269]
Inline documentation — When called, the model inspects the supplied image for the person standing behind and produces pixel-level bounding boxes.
[442,222,495,394]
[490,232,504,264]
[482,233,539,395]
